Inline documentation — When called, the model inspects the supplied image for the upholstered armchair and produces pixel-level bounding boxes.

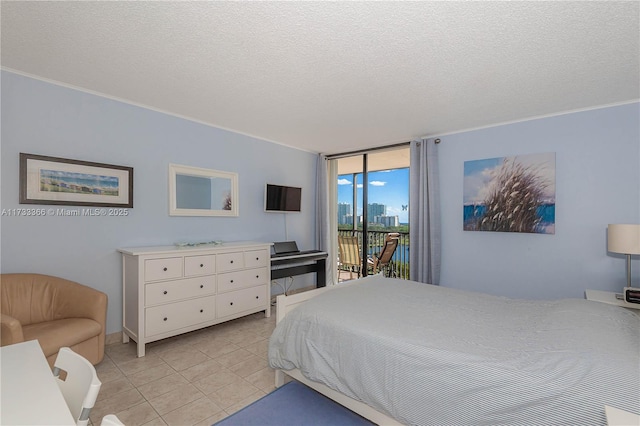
[0,273,107,366]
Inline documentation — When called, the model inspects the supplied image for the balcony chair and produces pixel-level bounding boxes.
[369,232,400,277]
[338,235,363,280]
[53,347,102,426]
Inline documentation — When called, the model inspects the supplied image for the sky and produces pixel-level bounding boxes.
[338,167,409,224]
[463,152,556,205]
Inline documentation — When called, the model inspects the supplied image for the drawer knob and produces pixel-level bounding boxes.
[255,296,259,299]
[200,264,204,267]
[200,309,203,313]
[230,302,233,306]
[163,267,168,271]
[163,291,168,295]
[256,257,259,260]
[163,317,168,321]
[256,275,259,279]
[230,280,234,283]
[200,285,204,288]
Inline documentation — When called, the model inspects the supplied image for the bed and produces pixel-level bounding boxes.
[268,276,640,425]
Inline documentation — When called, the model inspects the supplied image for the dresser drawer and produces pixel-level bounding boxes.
[217,285,267,318]
[244,249,269,268]
[145,276,215,306]
[145,295,216,337]
[217,252,244,273]
[144,257,183,282]
[184,254,216,277]
[217,267,269,293]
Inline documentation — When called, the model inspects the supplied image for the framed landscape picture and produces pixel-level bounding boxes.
[20,153,134,207]
[463,152,555,234]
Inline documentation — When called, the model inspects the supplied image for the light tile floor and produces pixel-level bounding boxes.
[91,309,277,426]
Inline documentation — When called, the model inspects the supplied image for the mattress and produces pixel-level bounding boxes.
[268,276,640,425]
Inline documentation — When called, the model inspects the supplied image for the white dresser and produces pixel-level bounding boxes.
[118,241,272,357]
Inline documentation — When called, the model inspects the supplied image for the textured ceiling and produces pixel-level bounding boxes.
[2,1,638,155]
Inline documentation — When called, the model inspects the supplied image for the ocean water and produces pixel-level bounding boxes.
[463,203,555,233]
[40,169,119,188]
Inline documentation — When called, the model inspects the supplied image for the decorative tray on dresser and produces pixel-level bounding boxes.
[118,241,272,357]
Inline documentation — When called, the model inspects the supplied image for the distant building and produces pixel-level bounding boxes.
[338,203,351,217]
[373,215,400,227]
[339,203,398,228]
[368,203,385,218]
[341,214,356,226]
[338,203,353,225]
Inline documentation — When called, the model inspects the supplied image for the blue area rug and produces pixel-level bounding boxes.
[213,381,375,426]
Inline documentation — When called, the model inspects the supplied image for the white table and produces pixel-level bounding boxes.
[0,340,75,425]
[585,289,640,310]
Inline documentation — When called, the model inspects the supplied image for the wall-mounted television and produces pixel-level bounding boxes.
[265,184,302,212]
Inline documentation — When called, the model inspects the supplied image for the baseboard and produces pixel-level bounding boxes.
[105,331,121,346]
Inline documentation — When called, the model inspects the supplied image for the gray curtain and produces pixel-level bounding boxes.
[409,138,441,284]
[316,154,338,285]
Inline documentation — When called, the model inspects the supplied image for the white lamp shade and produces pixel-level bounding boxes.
[608,224,640,255]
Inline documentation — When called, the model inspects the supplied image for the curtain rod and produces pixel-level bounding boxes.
[325,141,410,160]
[325,138,441,160]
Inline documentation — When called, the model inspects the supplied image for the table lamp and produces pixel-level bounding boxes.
[607,224,640,298]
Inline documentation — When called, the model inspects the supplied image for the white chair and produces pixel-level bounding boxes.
[101,414,125,425]
[52,347,102,426]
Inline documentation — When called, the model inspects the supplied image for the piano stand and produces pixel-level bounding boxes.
[270,251,328,288]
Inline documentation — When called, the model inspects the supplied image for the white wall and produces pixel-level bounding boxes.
[438,103,640,299]
[1,71,318,333]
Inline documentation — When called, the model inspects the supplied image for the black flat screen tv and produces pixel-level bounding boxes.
[265,184,302,212]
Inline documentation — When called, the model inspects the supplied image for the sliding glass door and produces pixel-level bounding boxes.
[335,147,410,280]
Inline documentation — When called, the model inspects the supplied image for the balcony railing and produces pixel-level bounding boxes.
[338,229,409,280]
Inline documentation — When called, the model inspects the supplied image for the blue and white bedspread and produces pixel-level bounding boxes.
[268,276,640,425]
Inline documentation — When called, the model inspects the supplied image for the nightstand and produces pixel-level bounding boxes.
[585,289,640,311]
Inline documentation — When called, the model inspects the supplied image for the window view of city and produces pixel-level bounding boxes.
[337,168,409,232]
[337,163,410,280]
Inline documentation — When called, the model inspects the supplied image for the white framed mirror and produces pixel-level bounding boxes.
[169,163,239,216]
